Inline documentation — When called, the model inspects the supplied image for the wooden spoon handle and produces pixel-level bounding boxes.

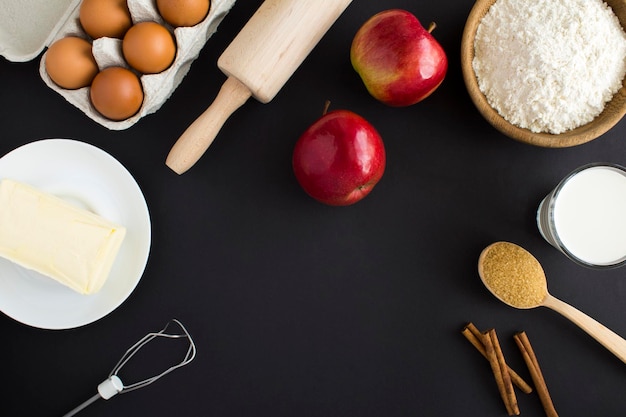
[543,293,626,363]
[166,76,252,175]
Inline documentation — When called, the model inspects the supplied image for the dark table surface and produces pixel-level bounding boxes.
[3,1,626,416]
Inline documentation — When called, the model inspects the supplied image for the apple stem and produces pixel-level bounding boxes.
[323,100,331,115]
[428,22,437,33]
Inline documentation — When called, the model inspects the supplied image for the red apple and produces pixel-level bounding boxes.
[292,109,386,206]
[350,9,448,107]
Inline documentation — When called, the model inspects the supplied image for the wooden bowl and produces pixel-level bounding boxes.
[461,0,626,148]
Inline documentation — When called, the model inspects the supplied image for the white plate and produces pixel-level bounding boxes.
[0,139,151,329]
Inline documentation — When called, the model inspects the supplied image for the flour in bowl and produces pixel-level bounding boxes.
[473,0,626,134]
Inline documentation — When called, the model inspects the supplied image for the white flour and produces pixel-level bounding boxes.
[473,0,626,134]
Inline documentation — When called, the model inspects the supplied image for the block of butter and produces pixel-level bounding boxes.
[0,179,126,294]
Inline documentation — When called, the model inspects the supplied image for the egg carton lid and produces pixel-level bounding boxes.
[0,0,80,62]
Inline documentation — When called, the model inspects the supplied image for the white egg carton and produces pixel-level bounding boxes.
[0,0,236,130]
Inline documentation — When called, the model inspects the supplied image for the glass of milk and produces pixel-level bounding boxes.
[536,163,626,268]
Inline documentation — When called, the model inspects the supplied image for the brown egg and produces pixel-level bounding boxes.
[80,0,133,39]
[157,0,211,27]
[122,22,177,74]
[90,67,144,121]
[45,37,99,89]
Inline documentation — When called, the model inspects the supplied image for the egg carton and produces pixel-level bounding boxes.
[0,0,236,130]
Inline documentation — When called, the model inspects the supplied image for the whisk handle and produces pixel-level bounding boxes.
[62,376,123,417]
[62,393,101,417]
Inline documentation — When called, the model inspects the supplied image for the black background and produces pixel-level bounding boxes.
[2,1,626,416]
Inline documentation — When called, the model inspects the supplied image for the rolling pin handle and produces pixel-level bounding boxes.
[166,76,252,175]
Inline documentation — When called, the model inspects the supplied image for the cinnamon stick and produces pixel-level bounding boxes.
[483,328,520,415]
[514,331,558,417]
[462,323,533,394]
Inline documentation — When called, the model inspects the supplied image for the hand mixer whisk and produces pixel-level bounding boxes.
[63,319,196,417]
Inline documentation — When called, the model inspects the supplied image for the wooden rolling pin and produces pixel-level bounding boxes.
[166,0,353,174]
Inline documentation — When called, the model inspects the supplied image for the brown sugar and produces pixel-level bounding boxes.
[479,242,547,308]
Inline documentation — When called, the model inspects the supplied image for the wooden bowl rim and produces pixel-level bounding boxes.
[461,0,626,148]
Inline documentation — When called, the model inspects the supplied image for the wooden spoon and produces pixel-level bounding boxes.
[478,241,626,364]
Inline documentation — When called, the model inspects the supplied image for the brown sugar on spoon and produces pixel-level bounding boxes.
[478,242,547,308]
